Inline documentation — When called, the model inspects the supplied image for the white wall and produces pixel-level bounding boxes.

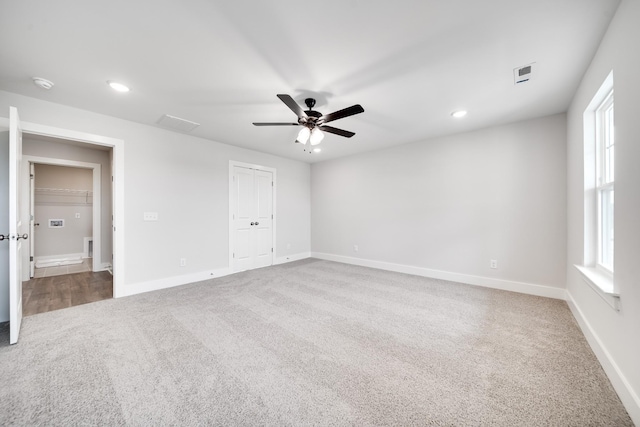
[566,0,640,422]
[0,90,311,307]
[24,139,111,266]
[33,164,93,258]
[35,163,92,189]
[312,113,567,294]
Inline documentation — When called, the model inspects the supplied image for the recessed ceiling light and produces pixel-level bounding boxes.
[313,148,322,153]
[451,110,467,118]
[108,81,130,92]
[32,77,54,90]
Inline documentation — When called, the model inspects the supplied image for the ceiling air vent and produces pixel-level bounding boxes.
[514,63,535,85]
[157,114,200,133]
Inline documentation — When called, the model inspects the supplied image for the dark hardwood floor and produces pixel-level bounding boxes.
[22,271,113,316]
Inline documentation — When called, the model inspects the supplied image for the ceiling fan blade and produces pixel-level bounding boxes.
[277,94,308,119]
[319,125,355,138]
[319,104,364,124]
[253,122,299,126]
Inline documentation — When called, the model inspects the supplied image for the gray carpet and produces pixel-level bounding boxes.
[0,259,633,426]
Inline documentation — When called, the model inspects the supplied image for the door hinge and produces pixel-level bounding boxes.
[271,248,273,253]
[271,214,273,219]
[272,181,273,187]
[233,253,235,258]
[30,174,34,179]
[30,256,34,262]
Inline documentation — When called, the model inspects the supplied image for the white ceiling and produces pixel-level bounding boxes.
[0,0,620,163]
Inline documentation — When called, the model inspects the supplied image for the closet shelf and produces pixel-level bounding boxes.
[34,187,93,206]
[35,188,93,196]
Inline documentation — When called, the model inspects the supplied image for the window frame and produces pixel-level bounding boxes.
[576,70,618,310]
[595,91,614,273]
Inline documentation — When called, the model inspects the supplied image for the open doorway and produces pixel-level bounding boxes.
[20,135,114,316]
[3,108,124,343]
[32,163,95,278]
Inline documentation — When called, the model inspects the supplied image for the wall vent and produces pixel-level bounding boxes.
[157,114,200,133]
[514,63,535,85]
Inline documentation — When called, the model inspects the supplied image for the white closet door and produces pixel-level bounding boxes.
[253,170,273,269]
[231,166,273,272]
[232,166,255,272]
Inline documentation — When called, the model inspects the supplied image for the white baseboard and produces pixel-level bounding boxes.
[35,253,84,268]
[566,291,640,425]
[274,252,311,265]
[310,252,566,300]
[120,267,231,298]
[35,253,84,262]
[120,253,311,299]
[94,262,112,273]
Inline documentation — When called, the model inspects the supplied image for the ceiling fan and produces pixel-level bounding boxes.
[253,94,364,146]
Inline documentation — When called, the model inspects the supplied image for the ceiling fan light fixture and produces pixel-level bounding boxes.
[313,148,322,153]
[253,94,364,147]
[296,127,310,144]
[310,128,324,145]
[451,110,467,118]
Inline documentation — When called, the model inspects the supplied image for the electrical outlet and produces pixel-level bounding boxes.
[490,259,498,269]
[180,258,187,267]
[144,212,159,221]
[75,213,80,219]
[353,245,359,252]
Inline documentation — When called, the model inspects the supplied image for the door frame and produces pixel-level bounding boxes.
[228,160,276,272]
[23,156,102,276]
[19,120,125,298]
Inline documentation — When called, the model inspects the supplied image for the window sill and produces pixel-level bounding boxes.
[574,265,620,311]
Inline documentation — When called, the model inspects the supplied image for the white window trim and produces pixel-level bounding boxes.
[581,70,618,310]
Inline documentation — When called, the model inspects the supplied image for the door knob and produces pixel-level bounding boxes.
[16,233,29,241]
[250,222,255,226]
[255,222,259,226]
[0,234,9,241]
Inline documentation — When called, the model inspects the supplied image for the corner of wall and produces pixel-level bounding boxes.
[274,252,311,266]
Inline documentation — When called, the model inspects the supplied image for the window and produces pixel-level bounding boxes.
[576,71,618,310]
[596,91,614,272]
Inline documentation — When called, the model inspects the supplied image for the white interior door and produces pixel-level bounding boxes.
[9,106,25,344]
[231,166,273,272]
[29,162,35,278]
